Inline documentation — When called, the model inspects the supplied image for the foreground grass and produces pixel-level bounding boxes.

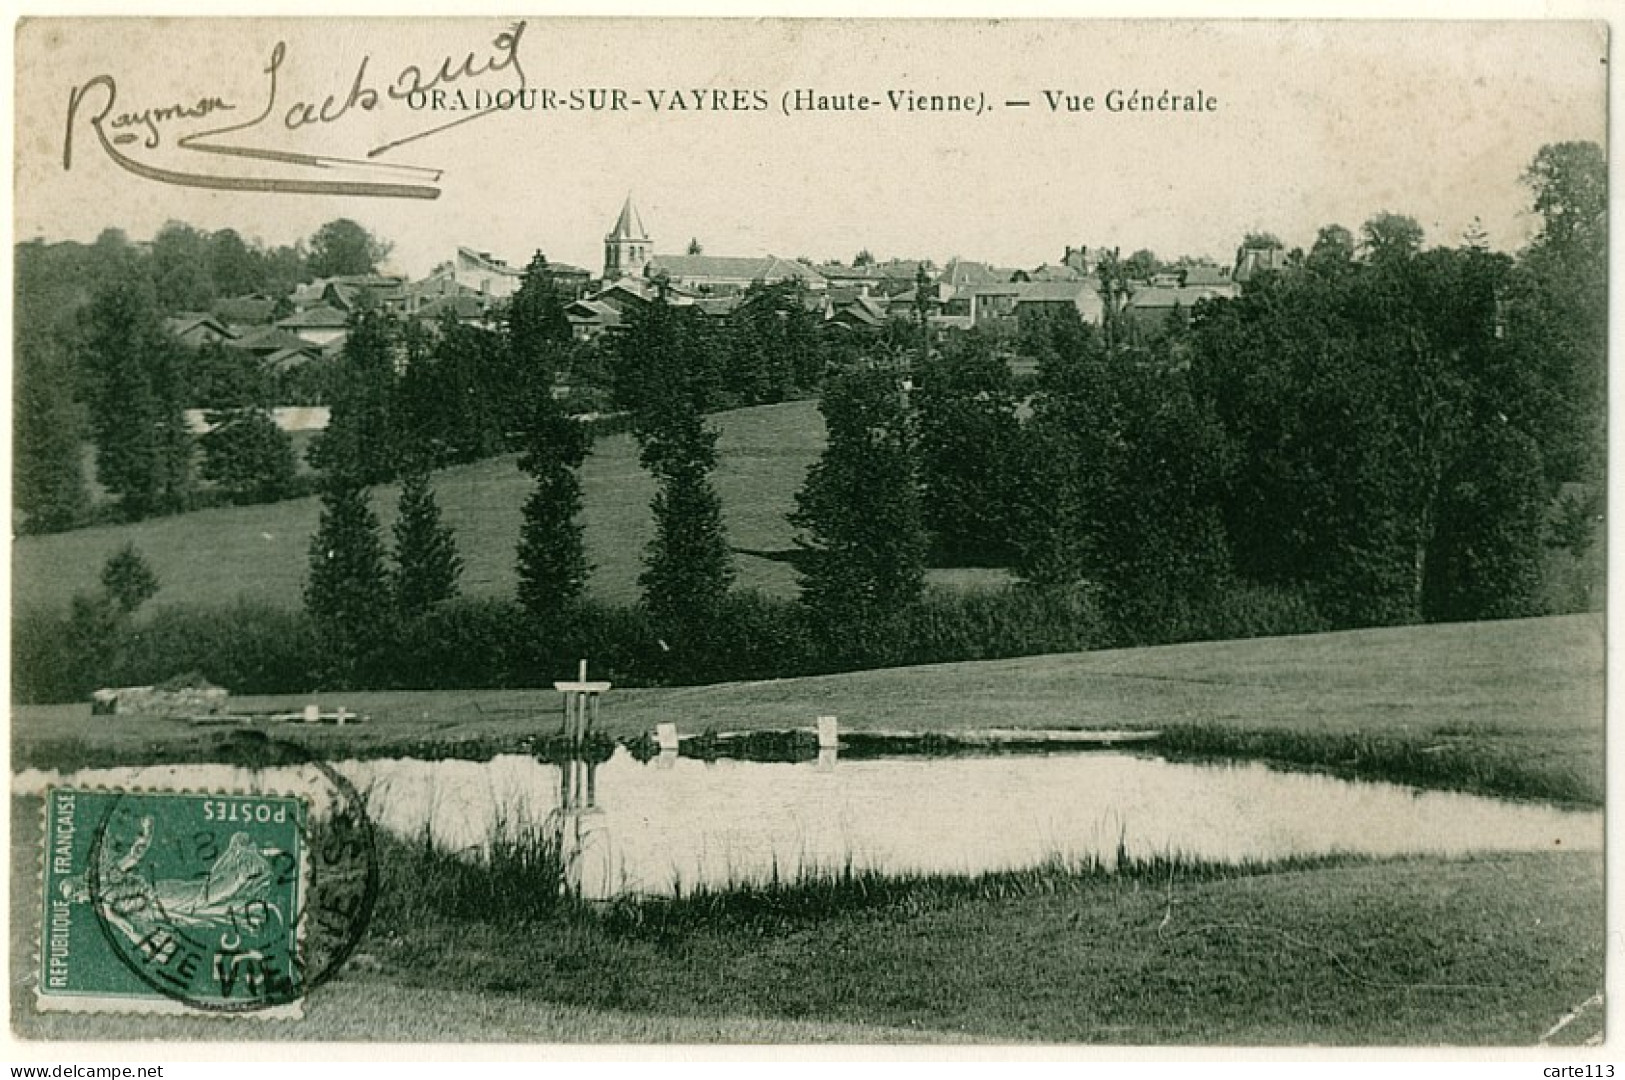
[14,614,1603,804]
[404,852,1599,1045]
[10,793,1601,1045]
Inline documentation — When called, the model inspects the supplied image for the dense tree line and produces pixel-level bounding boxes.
[896,141,1604,638]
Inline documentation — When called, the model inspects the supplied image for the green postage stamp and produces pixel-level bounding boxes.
[38,787,308,1017]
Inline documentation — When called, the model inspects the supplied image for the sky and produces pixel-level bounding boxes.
[12,18,1608,280]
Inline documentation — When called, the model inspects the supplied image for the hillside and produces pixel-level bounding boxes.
[14,401,853,613]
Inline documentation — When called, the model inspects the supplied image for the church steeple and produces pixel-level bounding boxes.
[603,194,651,280]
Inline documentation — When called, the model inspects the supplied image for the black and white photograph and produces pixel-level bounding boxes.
[5,12,1611,1057]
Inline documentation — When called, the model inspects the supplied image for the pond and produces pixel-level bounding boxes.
[14,748,1600,900]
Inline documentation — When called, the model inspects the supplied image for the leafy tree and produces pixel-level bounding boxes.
[1423,421,1547,622]
[207,228,261,298]
[612,292,735,637]
[507,252,572,357]
[14,318,87,533]
[686,237,704,255]
[725,280,824,404]
[1123,248,1160,280]
[43,546,160,698]
[259,241,311,298]
[80,276,193,519]
[1241,231,1284,251]
[308,218,392,278]
[199,408,299,504]
[305,470,392,684]
[1359,212,1424,264]
[1523,141,1606,257]
[1016,303,1093,370]
[612,290,722,443]
[853,249,876,268]
[392,466,463,618]
[514,391,591,627]
[183,339,272,409]
[1013,335,1122,589]
[914,333,1021,565]
[1094,248,1135,355]
[502,252,573,432]
[397,314,509,466]
[1091,365,1235,642]
[310,307,400,484]
[1508,140,1606,491]
[505,260,595,628]
[151,220,215,312]
[1307,224,1356,271]
[792,365,926,634]
[100,543,160,614]
[639,435,735,636]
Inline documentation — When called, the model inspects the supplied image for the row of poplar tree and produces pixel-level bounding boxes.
[299,259,863,681]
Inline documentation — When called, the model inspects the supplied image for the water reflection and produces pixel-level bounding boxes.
[14,748,1601,900]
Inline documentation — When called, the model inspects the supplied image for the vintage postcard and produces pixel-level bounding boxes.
[7,14,1610,1053]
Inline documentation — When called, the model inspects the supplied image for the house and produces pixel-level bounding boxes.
[815,263,886,288]
[211,293,279,325]
[543,260,593,300]
[164,313,239,349]
[824,291,889,333]
[276,304,350,347]
[405,267,483,314]
[644,254,826,294]
[450,246,522,299]
[415,293,489,327]
[446,247,593,302]
[289,280,329,309]
[323,275,407,313]
[940,258,1021,289]
[290,275,407,314]
[873,260,934,292]
[963,283,1023,324]
[565,298,624,340]
[1025,262,1085,282]
[936,258,1024,318]
[1121,282,1236,336]
[228,325,312,357]
[225,325,324,370]
[1010,280,1105,323]
[946,280,1105,327]
[1179,263,1232,287]
[592,276,696,311]
[566,274,695,338]
[1233,244,1288,283]
[690,296,743,319]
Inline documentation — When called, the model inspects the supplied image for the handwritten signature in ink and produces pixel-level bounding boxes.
[62,21,529,199]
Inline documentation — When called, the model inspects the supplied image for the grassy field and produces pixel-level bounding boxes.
[12,613,1604,804]
[18,401,1007,613]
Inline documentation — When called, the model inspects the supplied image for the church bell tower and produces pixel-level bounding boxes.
[603,194,651,280]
